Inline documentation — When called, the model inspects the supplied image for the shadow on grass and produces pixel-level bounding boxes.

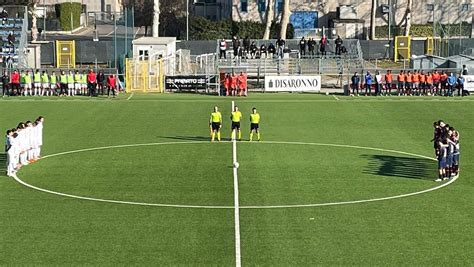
[0,153,6,176]
[361,154,437,180]
[159,136,211,141]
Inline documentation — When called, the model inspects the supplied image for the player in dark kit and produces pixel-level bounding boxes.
[431,121,443,157]
[452,129,460,178]
[435,136,448,182]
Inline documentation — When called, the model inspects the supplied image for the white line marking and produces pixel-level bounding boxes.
[127,93,134,100]
[12,141,458,209]
[1,98,473,103]
[333,94,340,100]
[232,101,242,267]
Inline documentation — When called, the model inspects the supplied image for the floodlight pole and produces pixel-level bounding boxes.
[69,0,73,31]
[113,0,117,68]
[432,2,436,38]
[186,0,189,40]
[388,0,391,54]
[43,0,46,40]
[125,8,128,56]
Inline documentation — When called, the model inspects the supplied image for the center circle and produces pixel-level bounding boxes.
[16,141,445,209]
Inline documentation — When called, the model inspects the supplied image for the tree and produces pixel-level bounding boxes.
[123,0,153,36]
[158,0,186,37]
[404,0,412,36]
[370,0,376,40]
[263,0,274,39]
[279,0,290,39]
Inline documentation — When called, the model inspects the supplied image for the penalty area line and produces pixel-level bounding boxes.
[127,93,134,100]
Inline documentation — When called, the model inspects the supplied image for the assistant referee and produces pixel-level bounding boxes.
[249,107,260,141]
[230,105,242,141]
[209,106,222,142]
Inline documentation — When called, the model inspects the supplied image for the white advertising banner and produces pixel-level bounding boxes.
[463,75,474,92]
[264,75,321,92]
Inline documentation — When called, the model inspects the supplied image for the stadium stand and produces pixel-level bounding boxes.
[0,6,28,69]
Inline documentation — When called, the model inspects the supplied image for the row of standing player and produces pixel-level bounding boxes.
[223,72,247,97]
[351,70,467,96]
[432,120,460,182]
[209,106,260,142]
[5,116,44,177]
[1,70,118,97]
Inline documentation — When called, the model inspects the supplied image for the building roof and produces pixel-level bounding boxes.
[132,37,177,45]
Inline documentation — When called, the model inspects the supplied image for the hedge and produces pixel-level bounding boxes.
[189,16,294,40]
[57,2,82,31]
[375,23,472,38]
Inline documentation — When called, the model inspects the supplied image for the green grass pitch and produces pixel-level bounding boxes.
[0,93,473,265]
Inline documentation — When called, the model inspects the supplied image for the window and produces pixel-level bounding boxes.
[426,4,434,11]
[138,50,149,60]
[277,0,283,12]
[258,0,266,12]
[461,4,469,11]
[241,0,248,12]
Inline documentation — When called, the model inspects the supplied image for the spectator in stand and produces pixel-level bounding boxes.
[260,44,267,59]
[219,38,227,59]
[97,71,105,95]
[1,9,8,25]
[6,56,13,69]
[319,35,328,56]
[335,35,343,56]
[384,70,392,96]
[276,38,285,59]
[267,43,276,58]
[397,70,405,96]
[238,72,247,97]
[8,32,15,46]
[250,41,257,59]
[432,70,440,95]
[87,69,97,97]
[364,71,373,96]
[350,72,360,96]
[307,38,315,57]
[232,36,241,60]
[375,71,382,96]
[462,64,468,75]
[243,36,250,59]
[457,74,465,97]
[107,74,116,97]
[2,71,9,97]
[447,73,456,97]
[299,37,306,56]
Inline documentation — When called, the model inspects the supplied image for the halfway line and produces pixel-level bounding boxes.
[232,100,242,267]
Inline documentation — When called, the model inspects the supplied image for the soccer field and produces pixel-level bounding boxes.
[1,93,473,265]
